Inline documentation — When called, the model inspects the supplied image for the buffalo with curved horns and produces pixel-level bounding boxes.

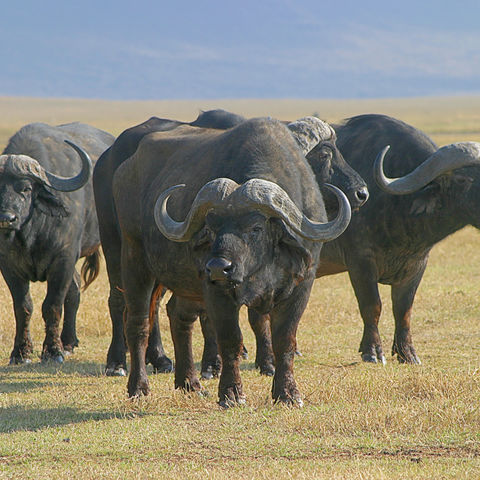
[0,122,114,364]
[242,114,480,369]
[93,110,367,380]
[98,116,350,406]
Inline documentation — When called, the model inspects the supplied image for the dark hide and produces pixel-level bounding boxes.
[0,122,114,364]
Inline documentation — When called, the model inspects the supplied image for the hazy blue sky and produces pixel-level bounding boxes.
[1,0,479,99]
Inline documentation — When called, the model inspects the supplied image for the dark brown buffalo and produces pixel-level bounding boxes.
[94,111,366,380]
[0,122,114,364]
[95,117,351,406]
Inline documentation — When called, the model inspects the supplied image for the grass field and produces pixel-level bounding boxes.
[0,96,479,479]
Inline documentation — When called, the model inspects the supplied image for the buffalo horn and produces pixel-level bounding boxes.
[229,178,351,242]
[0,140,92,192]
[154,178,239,241]
[375,142,480,195]
[44,140,92,192]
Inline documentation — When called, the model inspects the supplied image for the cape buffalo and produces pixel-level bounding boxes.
[98,117,350,406]
[94,111,367,381]
[0,122,114,364]
[244,114,480,369]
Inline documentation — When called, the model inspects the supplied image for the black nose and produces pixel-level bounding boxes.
[0,212,17,227]
[355,187,369,206]
[206,257,233,281]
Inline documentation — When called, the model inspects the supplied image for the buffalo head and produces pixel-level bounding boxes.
[154,177,351,305]
[0,140,92,231]
[288,117,369,212]
[374,142,480,227]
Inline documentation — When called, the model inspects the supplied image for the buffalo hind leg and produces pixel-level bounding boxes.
[146,285,173,373]
[122,241,155,398]
[167,295,203,392]
[199,312,222,380]
[41,263,76,363]
[61,271,80,354]
[391,271,424,364]
[105,285,128,376]
[248,310,275,376]
[3,270,34,364]
[348,261,385,364]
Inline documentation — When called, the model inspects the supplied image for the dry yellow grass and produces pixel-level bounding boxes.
[0,97,479,479]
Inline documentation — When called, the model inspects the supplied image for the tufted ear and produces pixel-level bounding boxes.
[35,186,69,217]
[271,218,312,283]
[409,171,474,216]
[409,182,441,215]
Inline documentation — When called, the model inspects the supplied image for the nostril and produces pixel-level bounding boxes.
[0,212,17,224]
[206,257,233,280]
[355,187,369,203]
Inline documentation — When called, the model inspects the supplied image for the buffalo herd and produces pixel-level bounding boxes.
[0,109,478,407]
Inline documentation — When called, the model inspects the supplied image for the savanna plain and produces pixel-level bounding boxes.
[0,96,480,479]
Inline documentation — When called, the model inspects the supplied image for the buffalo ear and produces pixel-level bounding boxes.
[409,182,441,215]
[35,186,69,217]
[409,172,474,216]
[272,218,312,282]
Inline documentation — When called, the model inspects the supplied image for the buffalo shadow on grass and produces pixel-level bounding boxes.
[0,360,110,378]
[0,378,50,394]
[0,405,134,433]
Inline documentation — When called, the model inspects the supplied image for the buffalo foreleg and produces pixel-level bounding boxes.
[42,263,76,363]
[269,279,314,407]
[205,289,244,407]
[3,269,33,364]
[167,295,203,392]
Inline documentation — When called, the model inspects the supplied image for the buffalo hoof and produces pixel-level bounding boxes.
[218,395,246,409]
[151,356,174,374]
[361,353,386,364]
[201,366,220,380]
[397,353,421,365]
[241,345,248,360]
[393,340,421,365]
[105,365,127,377]
[9,356,32,365]
[258,363,275,376]
[274,393,304,408]
[42,354,64,364]
[128,377,150,398]
[201,355,222,380]
[218,385,246,408]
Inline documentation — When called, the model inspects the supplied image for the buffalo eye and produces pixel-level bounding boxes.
[15,180,33,195]
[318,146,333,163]
[453,174,474,188]
[243,224,264,240]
